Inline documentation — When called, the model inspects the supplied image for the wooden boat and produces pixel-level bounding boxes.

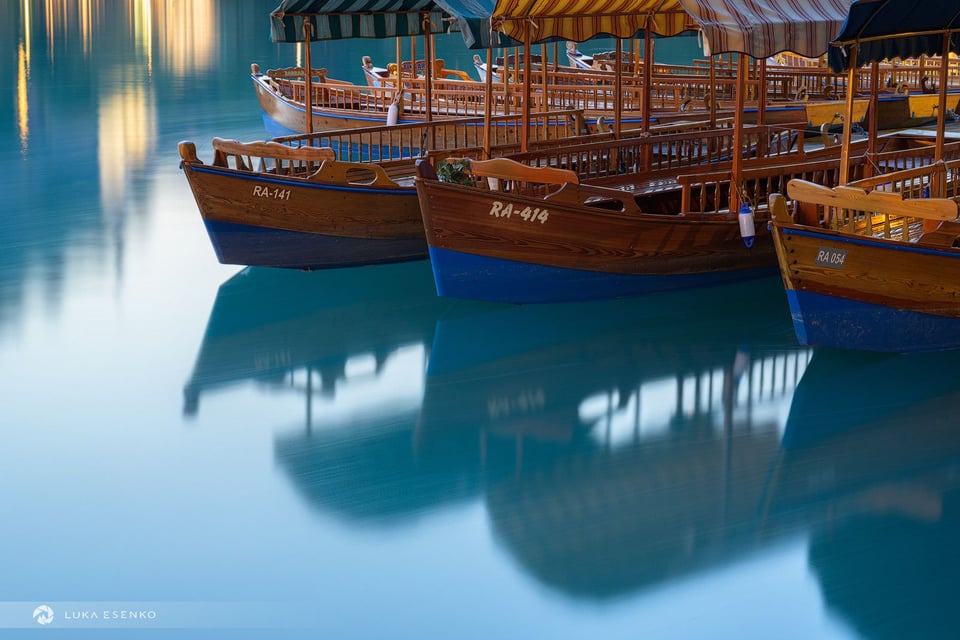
[178,109,590,270]
[768,0,960,353]
[769,173,960,352]
[179,137,426,269]
[414,122,957,304]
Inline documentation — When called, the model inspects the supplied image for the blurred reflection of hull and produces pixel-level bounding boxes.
[422,276,803,441]
[419,277,813,598]
[808,487,960,640]
[767,348,960,516]
[183,260,445,415]
[274,410,485,527]
[428,320,960,600]
[780,350,960,639]
[486,430,785,599]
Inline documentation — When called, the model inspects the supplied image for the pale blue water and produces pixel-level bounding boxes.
[3,2,960,639]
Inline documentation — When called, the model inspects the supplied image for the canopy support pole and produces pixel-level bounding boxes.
[867,61,879,176]
[935,31,950,167]
[709,54,717,127]
[926,31,953,232]
[302,20,314,135]
[614,38,622,138]
[758,59,767,125]
[731,53,747,213]
[423,14,434,150]
[502,46,510,116]
[396,37,403,113]
[483,48,493,158]
[541,43,549,111]
[521,26,532,152]
[642,27,653,134]
[839,44,859,185]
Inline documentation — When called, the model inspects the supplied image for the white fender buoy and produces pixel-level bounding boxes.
[387,99,399,126]
[739,202,755,248]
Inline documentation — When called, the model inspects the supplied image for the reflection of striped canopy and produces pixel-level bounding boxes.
[270,0,449,42]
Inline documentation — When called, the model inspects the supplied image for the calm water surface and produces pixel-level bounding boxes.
[3,2,960,638]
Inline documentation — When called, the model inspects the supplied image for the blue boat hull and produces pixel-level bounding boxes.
[786,289,960,353]
[203,218,427,270]
[428,246,777,304]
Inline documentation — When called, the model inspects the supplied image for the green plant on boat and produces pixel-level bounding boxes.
[436,158,475,185]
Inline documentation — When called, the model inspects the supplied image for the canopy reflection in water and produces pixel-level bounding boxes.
[422,276,811,599]
[184,264,960,615]
[184,259,493,526]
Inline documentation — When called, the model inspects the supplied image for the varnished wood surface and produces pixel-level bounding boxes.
[180,148,423,241]
[771,216,960,317]
[416,178,775,276]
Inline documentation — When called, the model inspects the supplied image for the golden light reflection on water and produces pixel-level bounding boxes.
[18,0,32,151]
[134,0,153,74]
[14,0,218,203]
[17,44,29,152]
[97,80,156,212]
[153,0,216,74]
[79,0,91,56]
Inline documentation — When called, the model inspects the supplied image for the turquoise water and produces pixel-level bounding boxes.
[3,2,960,638]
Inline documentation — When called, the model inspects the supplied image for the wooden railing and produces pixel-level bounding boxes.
[678,156,861,215]
[677,139,960,219]
[274,109,588,163]
[504,123,800,184]
[265,58,960,127]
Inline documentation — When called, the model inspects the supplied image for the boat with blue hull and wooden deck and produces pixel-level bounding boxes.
[768,0,960,353]
[178,137,428,269]
[769,183,960,352]
[414,124,957,304]
[177,108,586,270]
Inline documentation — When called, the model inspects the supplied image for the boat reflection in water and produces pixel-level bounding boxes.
[774,349,960,639]
[422,276,812,598]
[183,260,446,418]
[185,266,960,612]
[183,260,490,526]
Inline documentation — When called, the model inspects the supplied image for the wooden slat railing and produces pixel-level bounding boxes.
[273,109,588,163]
[505,123,802,183]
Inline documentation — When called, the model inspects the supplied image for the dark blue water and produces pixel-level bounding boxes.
[3,2,960,638]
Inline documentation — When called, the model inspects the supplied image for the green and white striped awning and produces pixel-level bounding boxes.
[270,0,450,42]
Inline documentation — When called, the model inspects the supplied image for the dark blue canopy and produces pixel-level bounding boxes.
[827,0,960,72]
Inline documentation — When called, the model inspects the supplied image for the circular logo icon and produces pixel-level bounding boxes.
[33,605,54,625]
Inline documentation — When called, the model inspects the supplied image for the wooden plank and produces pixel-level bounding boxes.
[469,157,580,186]
[787,179,959,221]
[212,138,336,163]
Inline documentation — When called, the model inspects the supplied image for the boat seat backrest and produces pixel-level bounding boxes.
[212,138,336,176]
[468,158,579,196]
[787,179,960,221]
[308,160,401,187]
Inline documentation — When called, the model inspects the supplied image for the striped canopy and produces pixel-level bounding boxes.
[434,0,697,48]
[438,0,852,56]
[680,0,853,59]
[489,0,696,42]
[827,0,960,72]
[270,0,450,42]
